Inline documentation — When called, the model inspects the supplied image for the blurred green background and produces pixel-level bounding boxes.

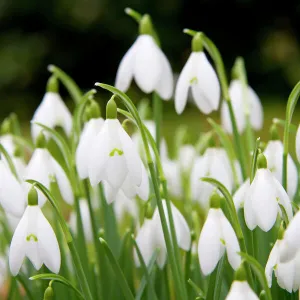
[1,0,300,143]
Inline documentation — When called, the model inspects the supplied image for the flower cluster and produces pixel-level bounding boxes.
[0,7,300,300]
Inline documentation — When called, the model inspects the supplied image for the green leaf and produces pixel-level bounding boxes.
[48,65,82,104]
[250,137,261,183]
[99,238,135,300]
[187,279,205,299]
[239,252,272,300]
[0,143,18,178]
[135,250,159,300]
[30,273,84,299]
[32,122,72,170]
[132,235,158,300]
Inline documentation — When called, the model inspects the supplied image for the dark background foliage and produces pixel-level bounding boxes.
[0,0,300,120]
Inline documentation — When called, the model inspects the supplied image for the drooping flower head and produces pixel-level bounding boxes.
[115,14,173,100]
[244,153,293,232]
[221,79,263,134]
[198,193,241,275]
[31,76,72,143]
[88,96,149,204]
[175,32,220,114]
[9,186,61,276]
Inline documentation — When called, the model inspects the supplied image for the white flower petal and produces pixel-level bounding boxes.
[31,92,72,142]
[220,211,241,270]
[250,169,278,232]
[225,281,259,300]
[233,179,250,211]
[248,85,263,130]
[37,208,60,273]
[115,40,137,92]
[76,118,104,179]
[118,123,142,186]
[133,35,161,93]
[193,52,220,114]
[136,163,149,201]
[88,120,111,186]
[51,157,74,205]
[9,208,28,276]
[174,52,195,114]
[265,241,279,287]
[155,50,173,100]
[198,209,224,275]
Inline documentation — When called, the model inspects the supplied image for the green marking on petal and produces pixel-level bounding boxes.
[109,148,124,157]
[220,238,226,245]
[190,77,198,85]
[26,234,38,242]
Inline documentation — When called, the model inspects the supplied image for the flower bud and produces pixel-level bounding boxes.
[46,76,58,93]
[106,96,117,119]
[139,14,154,36]
[43,286,54,300]
[209,191,221,209]
[28,186,38,206]
[257,153,267,169]
[84,99,101,121]
[270,124,279,141]
[1,117,12,135]
[192,32,203,52]
[35,131,47,148]
[234,263,247,281]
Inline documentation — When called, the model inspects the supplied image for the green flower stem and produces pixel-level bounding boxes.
[233,57,255,156]
[250,138,261,182]
[84,180,103,300]
[96,83,187,300]
[26,180,93,300]
[132,235,158,300]
[99,238,135,300]
[184,29,247,180]
[117,107,186,297]
[47,65,82,104]
[239,252,272,300]
[207,118,239,187]
[153,92,162,152]
[125,7,142,23]
[201,177,254,287]
[282,81,300,190]
[273,118,297,132]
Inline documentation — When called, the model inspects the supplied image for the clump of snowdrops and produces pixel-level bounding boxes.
[1,7,300,300]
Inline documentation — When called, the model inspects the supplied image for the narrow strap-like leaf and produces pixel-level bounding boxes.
[99,237,135,300]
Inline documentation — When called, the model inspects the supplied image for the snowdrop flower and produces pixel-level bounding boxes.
[89,97,146,202]
[221,79,263,134]
[191,147,233,210]
[9,187,61,276]
[233,179,250,211]
[198,193,241,275]
[266,230,300,293]
[175,33,220,114]
[134,200,190,268]
[115,15,173,100]
[76,117,104,179]
[279,211,300,263]
[264,139,297,199]
[295,124,300,163]
[31,76,72,143]
[0,160,25,217]
[25,133,74,206]
[226,266,258,300]
[244,153,293,232]
[69,199,92,242]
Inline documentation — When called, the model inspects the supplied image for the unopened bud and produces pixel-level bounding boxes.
[28,186,38,206]
[43,286,54,300]
[106,96,117,119]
